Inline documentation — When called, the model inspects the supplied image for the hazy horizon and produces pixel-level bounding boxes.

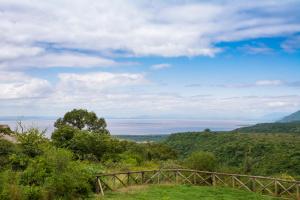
[0,118,256,136]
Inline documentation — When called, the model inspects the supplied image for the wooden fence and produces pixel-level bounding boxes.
[95,169,300,199]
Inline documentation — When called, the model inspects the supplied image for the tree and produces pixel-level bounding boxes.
[185,151,217,171]
[54,109,109,134]
[204,128,211,133]
[17,128,48,157]
[51,125,77,148]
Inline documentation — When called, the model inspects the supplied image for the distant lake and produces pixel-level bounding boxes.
[0,119,254,137]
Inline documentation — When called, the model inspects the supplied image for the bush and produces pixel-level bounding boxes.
[0,139,16,170]
[185,151,217,171]
[17,128,49,158]
[20,147,94,199]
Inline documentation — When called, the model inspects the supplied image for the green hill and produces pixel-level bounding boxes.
[164,132,300,177]
[234,121,300,133]
[278,110,300,122]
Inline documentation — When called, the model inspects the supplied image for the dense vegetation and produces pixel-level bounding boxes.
[278,110,300,123]
[234,121,300,133]
[0,109,177,200]
[164,132,300,177]
[99,185,273,200]
[115,135,168,142]
[1,108,300,199]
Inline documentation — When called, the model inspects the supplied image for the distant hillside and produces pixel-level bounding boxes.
[278,110,300,123]
[234,121,300,133]
[164,132,300,176]
[115,134,168,142]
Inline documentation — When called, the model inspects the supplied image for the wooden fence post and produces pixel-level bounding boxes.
[127,172,130,186]
[274,180,278,197]
[232,176,235,188]
[212,173,216,187]
[158,171,160,184]
[141,172,145,184]
[296,183,299,200]
[95,177,100,194]
[251,178,256,192]
[97,177,104,196]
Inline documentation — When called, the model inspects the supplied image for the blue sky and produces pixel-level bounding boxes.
[0,0,300,121]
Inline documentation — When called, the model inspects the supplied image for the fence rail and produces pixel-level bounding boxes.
[95,169,300,199]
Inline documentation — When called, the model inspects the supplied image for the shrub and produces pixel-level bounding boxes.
[0,139,16,170]
[17,128,49,158]
[185,151,217,171]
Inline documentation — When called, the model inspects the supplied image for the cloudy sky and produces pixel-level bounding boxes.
[1,0,300,121]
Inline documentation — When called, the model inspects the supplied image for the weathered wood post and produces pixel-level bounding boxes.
[296,183,300,200]
[232,176,235,188]
[158,170,160,184]
[97,177,104,196]
[141,171,145,184]
[95,177,100,194]
[251,178,256,192]
[212,173,216,187]
[274,180,278,197]
[127,172,130,186]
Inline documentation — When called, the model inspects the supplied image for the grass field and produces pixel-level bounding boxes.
[96,185,274,200]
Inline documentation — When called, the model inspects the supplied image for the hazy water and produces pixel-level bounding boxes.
[0,119,253,137]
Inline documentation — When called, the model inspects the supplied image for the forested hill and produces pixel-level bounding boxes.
[164,132,300,177]
[278,110,300,123]
[233,121,300,133]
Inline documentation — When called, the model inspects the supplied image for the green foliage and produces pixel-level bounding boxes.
[185,151,217,171]
[115,135,168,142]
[69,130,111,160]
[0,139,16,170]
[54,108,109,134]
[2,148,94,199]
[164,132,300,176]
[51,125,76,148]
[17,128,49,157]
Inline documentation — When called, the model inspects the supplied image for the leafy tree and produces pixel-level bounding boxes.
[51,125,77,148]
[17,128,48,158]
[54,109,109,134]
[204,128,211,132]
[69,131,111,161]
[185,151,217,171]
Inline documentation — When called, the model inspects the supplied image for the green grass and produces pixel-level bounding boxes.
[96,185,274,200]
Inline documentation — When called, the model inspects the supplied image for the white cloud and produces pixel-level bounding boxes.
[0,72,51,99]
[255,80,283,86]
[151,63,171,70]
[281,35,300,52]
[0,43,43,61]
[0,52,117,69]
[238,44,274,55]
[0,0,299,64]
[56,72,148,95]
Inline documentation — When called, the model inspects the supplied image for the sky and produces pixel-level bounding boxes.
[1,0,300,121]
